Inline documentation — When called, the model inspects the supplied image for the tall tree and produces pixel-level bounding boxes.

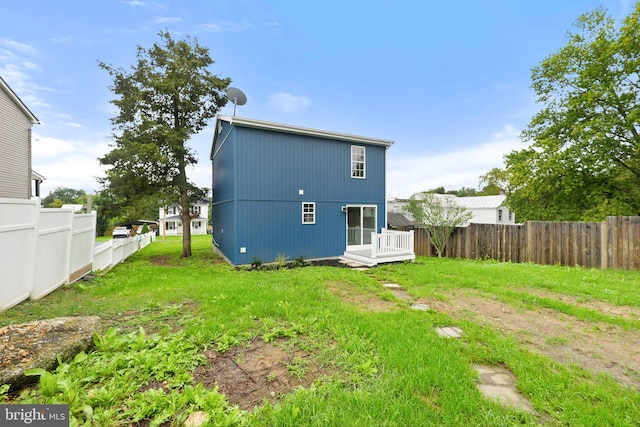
[42,187,87,208]
[490,4,640,221]
[403,192,472,257]
[99,31,230,256]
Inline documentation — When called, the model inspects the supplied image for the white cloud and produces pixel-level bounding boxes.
[387,126,523,198]
[122,0,144,6]
[153,16,182,24]
[32,135,81,160]
[32,134,111,195]
[0,43,49,108]
[64,122,86,129]
[197,20,252,33]
[268,92,311,113]
[0,38,39,56]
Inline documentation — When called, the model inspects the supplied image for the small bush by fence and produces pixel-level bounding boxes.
[408,216,640,270]
[1,197,155,311]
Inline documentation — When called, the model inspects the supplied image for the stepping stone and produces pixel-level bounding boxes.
[382,283,403,290]
[436,326,463,338]
[473,365,536,414]
[410,303,430,311]
[353,267,370,271]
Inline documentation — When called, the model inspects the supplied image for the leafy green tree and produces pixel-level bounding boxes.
[42,187,87,208]
[99,31,230,256]
[446,186,478,197]
[492,4,640,221]
[403,192,472,257]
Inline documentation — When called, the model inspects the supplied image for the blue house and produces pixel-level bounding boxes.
[210,116,414,266]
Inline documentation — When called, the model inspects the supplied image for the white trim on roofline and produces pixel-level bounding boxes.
[0,75,40,124]
[217,115,394,147]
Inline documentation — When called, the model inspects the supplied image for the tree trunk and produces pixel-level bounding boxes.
[180,189,192,257]
[178,153,192,258]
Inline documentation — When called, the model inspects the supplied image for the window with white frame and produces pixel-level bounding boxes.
[302,202,315,224]
[351,146,365,178]
[167,206,177,215]
[167,221,176,230]
[498,209,503,221]
[193,220,202,229]
[192,205,201,216]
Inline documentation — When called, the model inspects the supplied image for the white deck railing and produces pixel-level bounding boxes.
[370,229,414,258]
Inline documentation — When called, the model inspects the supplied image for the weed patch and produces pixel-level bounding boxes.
[5,327,242,426]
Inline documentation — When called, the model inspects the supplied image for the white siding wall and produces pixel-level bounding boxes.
[0,86,32,199]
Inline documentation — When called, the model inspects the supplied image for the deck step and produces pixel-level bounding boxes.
[338,258,370,268]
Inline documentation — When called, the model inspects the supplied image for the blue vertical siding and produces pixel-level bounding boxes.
[234,200,350,265]
[211,118,389,265]
[236,127,385,203]
[211,200,236,263]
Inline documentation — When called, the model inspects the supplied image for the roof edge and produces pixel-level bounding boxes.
[0,75,40,124]
[216,115,394,147]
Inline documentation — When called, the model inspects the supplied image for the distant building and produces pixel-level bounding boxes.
[158,200,209,236]
[388,194,515,226]
[455,195,515,225]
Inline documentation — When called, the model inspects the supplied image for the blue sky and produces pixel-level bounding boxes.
[1,0,633,199]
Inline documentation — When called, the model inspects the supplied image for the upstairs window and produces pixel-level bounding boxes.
[192,205,201,216]
[302,202,315,224]
[351,146,365,179]
[498,209,503,221]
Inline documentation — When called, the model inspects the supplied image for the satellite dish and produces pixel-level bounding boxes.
[226,87,247,116]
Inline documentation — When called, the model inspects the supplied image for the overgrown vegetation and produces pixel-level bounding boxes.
[483,3,640,221]
[2,236,639,426]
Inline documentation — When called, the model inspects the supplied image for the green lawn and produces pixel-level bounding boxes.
[2,235,639,426]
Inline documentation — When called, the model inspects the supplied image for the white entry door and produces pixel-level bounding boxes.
[346,205,377,248]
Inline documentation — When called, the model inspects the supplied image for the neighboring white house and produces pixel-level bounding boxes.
[455,195,515,225]
[158,200,209,236]
[387,194,515,226]
[0,75,41,199]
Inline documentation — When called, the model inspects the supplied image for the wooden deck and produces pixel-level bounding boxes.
[340,229,415,267]
[340,248,415,267]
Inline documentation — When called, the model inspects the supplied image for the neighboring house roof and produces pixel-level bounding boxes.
[31,170,45,181]
[455,195,507,209]
[0,75,40,124]
[387,212,415,228]
[211,115,394,159]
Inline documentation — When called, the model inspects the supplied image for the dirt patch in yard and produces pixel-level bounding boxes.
[430,290,640,390]
[150,255,173,266]
[326,281,398,312]
[517,288,640,321]
[192,337,332,411]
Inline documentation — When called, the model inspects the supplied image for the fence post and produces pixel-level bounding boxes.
[27,200,40,298]
[409,230,414,254]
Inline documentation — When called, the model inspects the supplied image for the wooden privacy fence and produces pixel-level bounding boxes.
[408,216,640,270]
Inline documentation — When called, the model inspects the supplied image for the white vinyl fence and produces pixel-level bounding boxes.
[0,197,155,311]
[93,232,155,272]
